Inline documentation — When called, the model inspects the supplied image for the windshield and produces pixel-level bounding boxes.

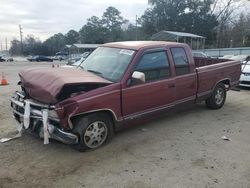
[79,47,135,82]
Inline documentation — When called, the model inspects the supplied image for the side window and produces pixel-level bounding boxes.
[135,51,171,82]
[171,48,190,76]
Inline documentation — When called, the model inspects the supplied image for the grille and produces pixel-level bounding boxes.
[240,81,250,85]
[243,73,250,76]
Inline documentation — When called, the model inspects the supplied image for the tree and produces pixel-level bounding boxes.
[140,0,218,45]
[9,39,21,56]
[22,35,43,55]
[43,33,66,55]
[102,6,128,41]
[79,7,128,43]
[79,16,109,44]
[9,36,46,56]
[65,30,80,44]
[228,13,250,47]
[123,23,145,41]
[139,8,158,39]
[209,0,245,47]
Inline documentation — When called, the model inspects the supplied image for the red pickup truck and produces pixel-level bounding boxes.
[11,41,241,151]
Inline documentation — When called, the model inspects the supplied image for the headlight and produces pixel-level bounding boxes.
[48,110,59,119]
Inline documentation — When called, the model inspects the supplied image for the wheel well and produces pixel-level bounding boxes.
[219,79,230,89]
[71,110,117,130]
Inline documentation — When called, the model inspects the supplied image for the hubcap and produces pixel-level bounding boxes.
[215,88,224,105]
[84,121,108,149]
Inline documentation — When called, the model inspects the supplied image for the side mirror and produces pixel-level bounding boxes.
[130,71,145,85]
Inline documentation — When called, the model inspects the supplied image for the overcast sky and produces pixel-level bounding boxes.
[0,0,149,48]
[1,0,250,49]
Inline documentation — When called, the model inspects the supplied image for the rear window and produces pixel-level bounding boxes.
[171,48,190,76]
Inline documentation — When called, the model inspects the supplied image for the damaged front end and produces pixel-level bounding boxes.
[8,67,113,145]
[10,91,78,145]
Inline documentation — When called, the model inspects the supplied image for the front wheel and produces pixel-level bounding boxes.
[206,83,226,109]
[72,113,114,152]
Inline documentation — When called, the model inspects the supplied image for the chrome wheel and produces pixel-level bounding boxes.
[215,88,224,105]
[84,121,108,149]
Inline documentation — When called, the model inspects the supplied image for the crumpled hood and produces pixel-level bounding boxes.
[19,67,112,104]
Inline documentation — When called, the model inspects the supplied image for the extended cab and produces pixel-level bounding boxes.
[11,41,241,151]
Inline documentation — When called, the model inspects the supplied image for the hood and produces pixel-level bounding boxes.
[242,64,250,73]
[19,67,112,104]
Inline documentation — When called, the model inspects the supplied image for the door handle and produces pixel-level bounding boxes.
[168,83,175,88]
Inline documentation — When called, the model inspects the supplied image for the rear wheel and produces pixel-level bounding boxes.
[206,83,226,109]
[72,113,114,152]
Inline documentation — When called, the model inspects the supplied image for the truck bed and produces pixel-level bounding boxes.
[194,57,229,67]
[194,57,241,97]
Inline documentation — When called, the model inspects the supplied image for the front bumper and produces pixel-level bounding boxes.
[239,73,250,87]
[10,91,78,145]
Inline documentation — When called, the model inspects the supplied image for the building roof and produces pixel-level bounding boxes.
[65,45,72,48]
[102,41,186,50]
[72,44,100,49]
[151,30,205,41]
[166,31,205,38]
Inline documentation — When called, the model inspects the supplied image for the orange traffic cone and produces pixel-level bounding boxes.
[1,73,9,86]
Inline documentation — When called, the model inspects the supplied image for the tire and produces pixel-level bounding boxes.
[206,83,226,109]
[72,113,114,152]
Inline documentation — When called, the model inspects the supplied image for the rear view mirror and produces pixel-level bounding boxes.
[130,71,145,85]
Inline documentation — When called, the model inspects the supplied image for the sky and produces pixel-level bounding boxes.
[0,0,149,49]
[1,0,250,50]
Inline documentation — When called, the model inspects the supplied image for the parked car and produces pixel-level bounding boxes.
[192,52,209,58]
[67,56,81,65]
[0,55,14,62]
[2,55,14,62]
[53,55,68,61]
[220,55,234,59]
[229,55,250,64]
[11,41,241,151]
[239,61,250,87]
[67,52,91,65]
[27,55,53,62]
[62,59,83,68]
[53,52,68,61]
[0,56,5,62]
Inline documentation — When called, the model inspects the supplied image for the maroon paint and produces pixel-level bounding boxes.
[20,41,241,130]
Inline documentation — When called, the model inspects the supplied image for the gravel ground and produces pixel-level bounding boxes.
[0,61,250,188]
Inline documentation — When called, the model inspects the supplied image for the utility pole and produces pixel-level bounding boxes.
[19,24,23,55]
[135,15,138,41]
[5,37,7,51]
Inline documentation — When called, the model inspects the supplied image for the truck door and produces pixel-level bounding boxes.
[121,50,176,119]
[170,47,197,103]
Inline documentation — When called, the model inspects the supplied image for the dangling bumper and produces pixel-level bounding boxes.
[10,91,78,145]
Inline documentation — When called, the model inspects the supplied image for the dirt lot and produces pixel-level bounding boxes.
[0,60,250,188]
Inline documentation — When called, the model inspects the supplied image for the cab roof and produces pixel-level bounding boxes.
[101,41,185,51]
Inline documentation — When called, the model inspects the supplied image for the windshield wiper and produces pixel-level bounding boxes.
[87,69,103,76]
